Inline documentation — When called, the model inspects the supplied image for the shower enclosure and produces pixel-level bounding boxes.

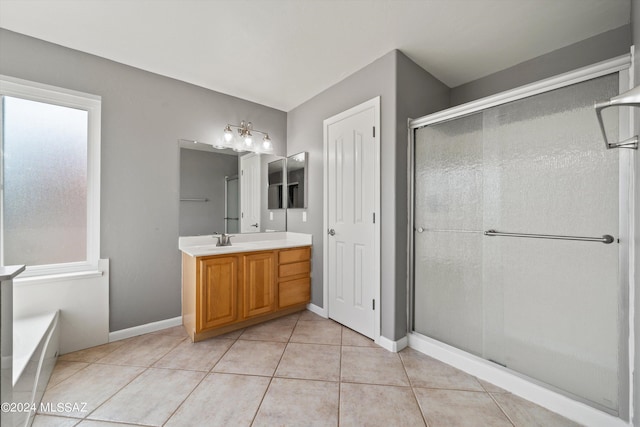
[224,175,239,233]
[409,60,633,419]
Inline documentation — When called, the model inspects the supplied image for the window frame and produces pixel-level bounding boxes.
[0,75,101,277]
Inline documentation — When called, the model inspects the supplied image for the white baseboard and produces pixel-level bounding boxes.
[408,332,628,427]
[306,303,328,318]
[376,335,408,353]
[109,316,182,342]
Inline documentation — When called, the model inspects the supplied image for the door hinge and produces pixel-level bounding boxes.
[372,299,375,310]
[373,126,376,137]
[373,212,375,224]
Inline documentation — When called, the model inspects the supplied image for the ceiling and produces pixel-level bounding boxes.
[0,0,631,111]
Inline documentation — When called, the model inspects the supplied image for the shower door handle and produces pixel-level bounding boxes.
[484,229,615,244]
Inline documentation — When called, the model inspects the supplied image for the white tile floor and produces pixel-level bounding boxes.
[33,310,580,426]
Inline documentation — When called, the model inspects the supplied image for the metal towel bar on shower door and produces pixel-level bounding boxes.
[484,230,615,244]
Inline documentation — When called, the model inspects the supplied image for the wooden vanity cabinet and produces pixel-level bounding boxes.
[243,251,276,318]
[182,246,311,342]
[278,247,311,309]
[200,255,239,329]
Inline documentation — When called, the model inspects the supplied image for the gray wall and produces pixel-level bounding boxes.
[394,54,450,338]
[286,50,395,330]
[179,149,238,236]
[0,29,287,332]
[451,25,632,106]
[286,50,449,341]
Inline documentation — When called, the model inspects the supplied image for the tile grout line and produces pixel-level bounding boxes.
[337,325,344,427]
[159,365,211,426]
[85,327,234,426]
[398,351,430,427]
[75,363,149,423]
[43,311,569,426]
[44,340,127,393]
[86,334,189,423]
[156,325,235,426]
[207,330,242,375]
[485,389,517,427]
[68,334,184,424]
[44,360,91,392]
[39,340,138,421]
[248,314,300,426]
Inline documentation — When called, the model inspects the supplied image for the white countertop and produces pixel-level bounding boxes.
[179,232,312,257]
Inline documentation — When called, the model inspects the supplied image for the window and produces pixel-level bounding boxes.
[0,76,101,277]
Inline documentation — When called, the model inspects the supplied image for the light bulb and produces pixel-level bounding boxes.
[224,125,233,142]
[244,134,253,146]
[262,134,272,151]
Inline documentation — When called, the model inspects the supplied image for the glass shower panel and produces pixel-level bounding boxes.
[412,73,622,413]
[413,114,484,356]
[225,177,239,233]
[482,74,620,410]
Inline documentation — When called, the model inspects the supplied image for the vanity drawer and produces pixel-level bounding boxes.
[279,247,311,264]
[279,260,310,278]
[278,277,310,308]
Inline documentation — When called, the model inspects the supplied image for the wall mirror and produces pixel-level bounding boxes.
[267,158,285,210]
[179,140,286,236]
[287,152,308,209]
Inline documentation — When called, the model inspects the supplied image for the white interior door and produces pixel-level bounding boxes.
[324,97,380,339]
[240,153,261,233]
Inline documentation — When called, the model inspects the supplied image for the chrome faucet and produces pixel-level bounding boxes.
[213,233,234,247]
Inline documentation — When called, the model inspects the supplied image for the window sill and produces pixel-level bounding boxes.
[15,270,104,286]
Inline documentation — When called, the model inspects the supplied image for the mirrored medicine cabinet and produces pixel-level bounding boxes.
[267,152,308,210]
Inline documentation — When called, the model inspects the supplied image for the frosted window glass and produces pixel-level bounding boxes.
[3,96,88,266]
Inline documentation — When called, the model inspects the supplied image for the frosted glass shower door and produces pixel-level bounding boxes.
[413,73,622,412]
[413,113,484,356]
[482,75,620,411]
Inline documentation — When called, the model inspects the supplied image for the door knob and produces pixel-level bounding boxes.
[328,228,336,236]
[251,223,259,228]
[416,227,424,233]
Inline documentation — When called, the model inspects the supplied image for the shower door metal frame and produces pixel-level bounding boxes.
[407,54,634,423]
[224,174,239,234]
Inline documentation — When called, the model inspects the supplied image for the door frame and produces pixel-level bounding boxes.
[407,54,635,425]
[323,96,381,342]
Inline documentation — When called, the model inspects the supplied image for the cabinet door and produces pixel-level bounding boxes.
[278,277,310,309]
[243,252,276,318]
[199,256,238,330]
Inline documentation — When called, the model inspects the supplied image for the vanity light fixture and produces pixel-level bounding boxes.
[222,120,274,153]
